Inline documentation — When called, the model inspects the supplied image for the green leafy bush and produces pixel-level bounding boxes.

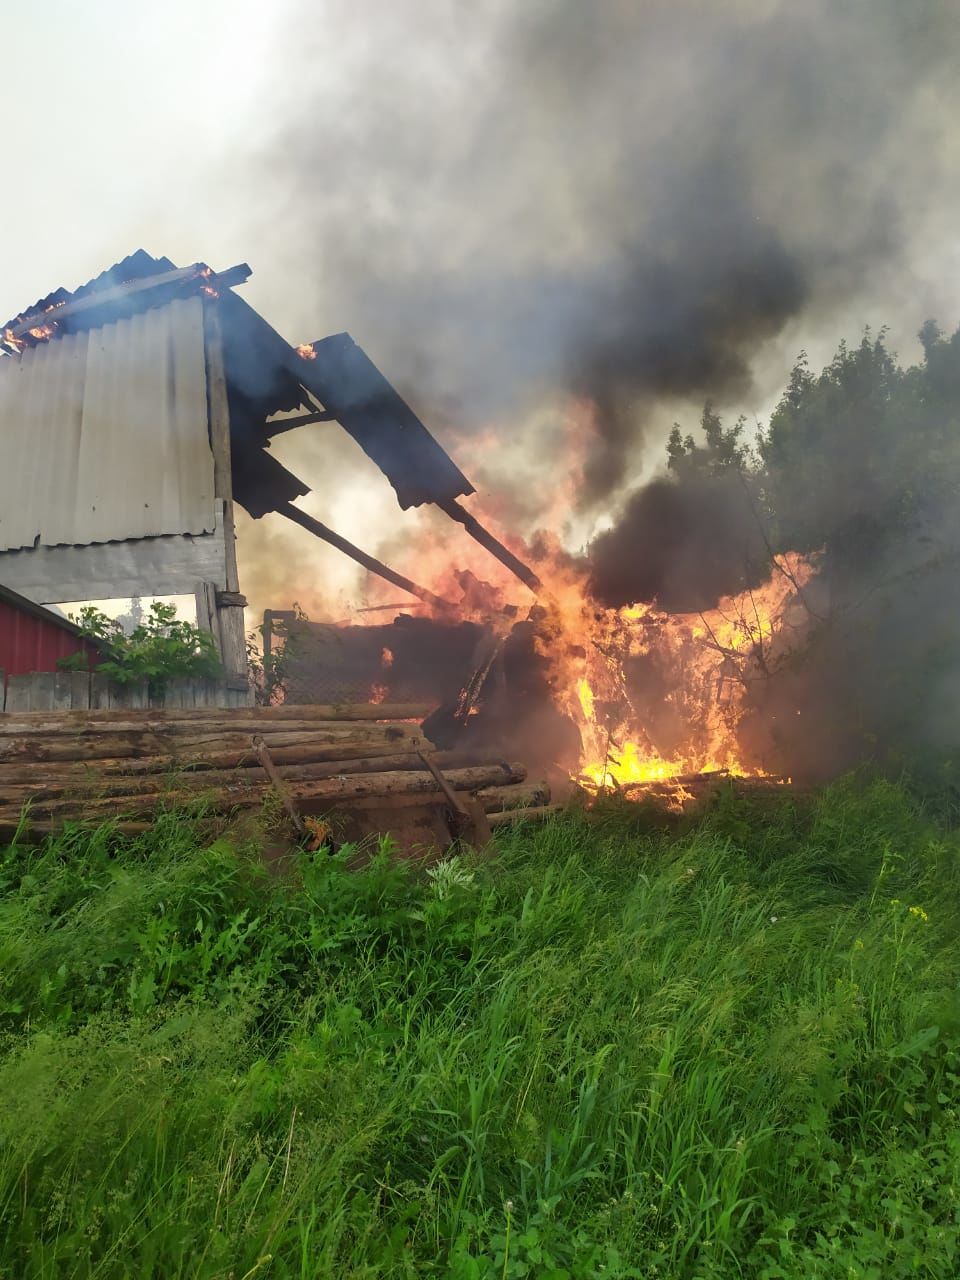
[59,601,221,693]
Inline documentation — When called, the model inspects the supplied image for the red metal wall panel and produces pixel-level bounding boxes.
[0,599,98,678]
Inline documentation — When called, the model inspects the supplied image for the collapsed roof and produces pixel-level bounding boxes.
[1,250,475,521]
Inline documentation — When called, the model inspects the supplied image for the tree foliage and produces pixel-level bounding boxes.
[59,602,222,694]
[672,322,960,776]
[667,402,753,480]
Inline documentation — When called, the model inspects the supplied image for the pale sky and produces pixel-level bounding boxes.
[1,4,285,322]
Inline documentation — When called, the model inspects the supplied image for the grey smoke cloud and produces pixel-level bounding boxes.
[256,0,960,516]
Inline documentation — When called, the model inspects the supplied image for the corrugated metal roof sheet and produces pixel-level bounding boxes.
[0,296,216,552]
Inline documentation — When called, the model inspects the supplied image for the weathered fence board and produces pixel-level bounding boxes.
[2,674,253,712]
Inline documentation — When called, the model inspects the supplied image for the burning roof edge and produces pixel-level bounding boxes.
[1,254,251,356]
[2,249,177,334]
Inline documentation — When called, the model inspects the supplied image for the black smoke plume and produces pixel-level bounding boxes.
[586,474,765,612]
[258,0,960,511]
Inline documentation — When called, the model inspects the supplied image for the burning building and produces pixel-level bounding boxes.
[0,250,541,695]
[1,249,822,794]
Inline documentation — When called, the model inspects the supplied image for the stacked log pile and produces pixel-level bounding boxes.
[0,704,550,843]
[0,705,797,850]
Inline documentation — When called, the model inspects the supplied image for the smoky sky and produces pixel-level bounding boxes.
[259,0,960,513]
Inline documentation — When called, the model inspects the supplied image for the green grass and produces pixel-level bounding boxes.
[1,777,959,1278]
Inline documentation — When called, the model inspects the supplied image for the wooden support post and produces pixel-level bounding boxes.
[218,602,249,688]
[203,298,248,686]
[195,581,222,650]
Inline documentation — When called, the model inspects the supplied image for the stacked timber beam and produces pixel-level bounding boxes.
[0,704,550,848]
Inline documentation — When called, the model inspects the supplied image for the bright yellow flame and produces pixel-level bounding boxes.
[576,677,594,720]
[579,743,739,789]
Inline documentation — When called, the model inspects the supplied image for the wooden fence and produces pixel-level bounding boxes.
[0,672,253,713]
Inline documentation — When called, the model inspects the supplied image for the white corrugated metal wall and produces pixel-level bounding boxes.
[0,296,216,552]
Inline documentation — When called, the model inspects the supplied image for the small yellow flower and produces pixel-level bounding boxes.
[908,904,929,922]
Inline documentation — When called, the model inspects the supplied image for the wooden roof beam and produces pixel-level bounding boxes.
[438,499,542,594]
[275,501,455,613]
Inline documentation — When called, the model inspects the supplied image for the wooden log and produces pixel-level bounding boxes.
[239,703,433,721]
[417,752,469,818]
[254,737,306,837]
[0,743,510,792]
[276,502,455,612]
[476,780,551,812]
[416,751,492,845]
[0,727,430,765]
[0,751,494,806]
[0,714,429,737]
[0,726,424,754]
[0,704,432,732]
[0,745,509,786]
[0,701,435,722]
[438,498,542,594]
[0,818,153,840]
[488,804,564,826]
[284,758,521,803]
[0,738,429,770]
[5,763,528,823]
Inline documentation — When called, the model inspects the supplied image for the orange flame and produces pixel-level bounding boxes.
[322,397,818,790]
[557,551,816,789]
[376,485,816,789]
